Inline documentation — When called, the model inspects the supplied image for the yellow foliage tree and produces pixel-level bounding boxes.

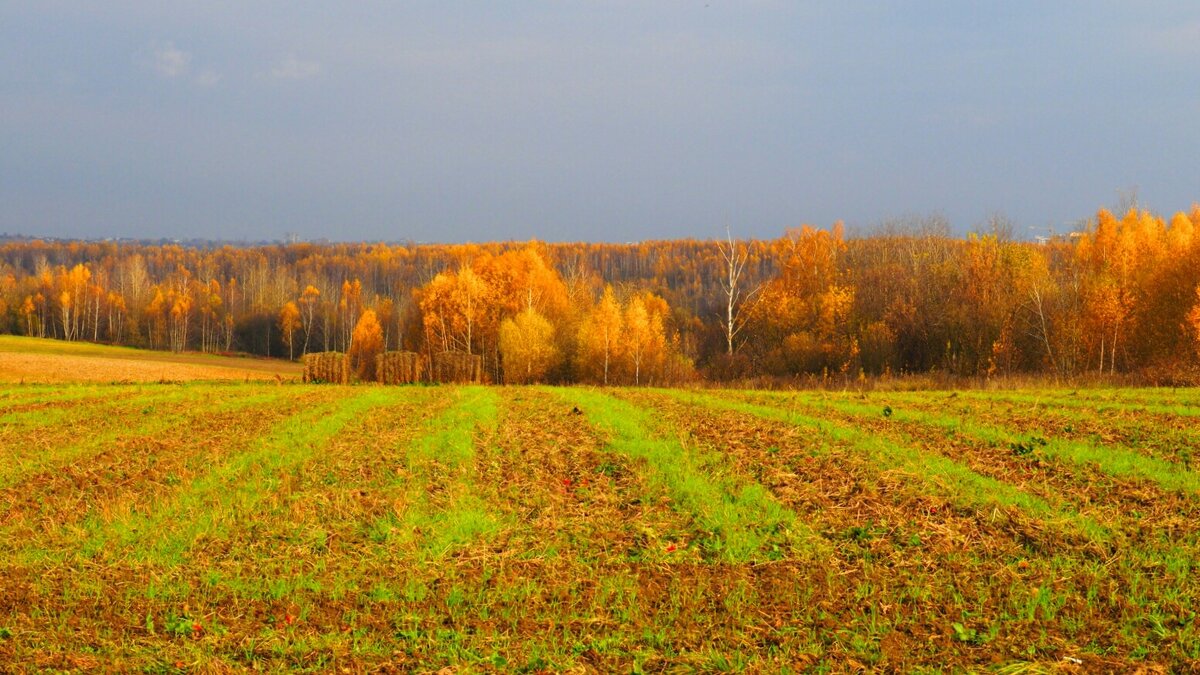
[419,265,490,355]
[577,285,623,385]
[349,309,384,381]
[622,293,666,386]
[499,307,559,384]
[298,285,320,355]
[20,295,36,336]
[279,301,301,360]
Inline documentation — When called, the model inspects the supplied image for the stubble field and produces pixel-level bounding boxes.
[2,381,1200,671]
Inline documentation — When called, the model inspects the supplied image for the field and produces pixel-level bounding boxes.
[0,336,302,383]
[2,380,1200,671]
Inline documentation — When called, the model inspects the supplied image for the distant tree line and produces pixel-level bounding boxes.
[1,204,1199,384]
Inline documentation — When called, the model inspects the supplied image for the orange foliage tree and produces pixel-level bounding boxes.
[349,309,384,381]
[1188,285,1200,358]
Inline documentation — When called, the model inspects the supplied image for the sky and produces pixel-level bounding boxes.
[2,2,1199,243]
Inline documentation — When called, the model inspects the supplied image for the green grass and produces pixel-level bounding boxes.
[669,389,1113,547]
[886,387,1200,418]
[372,386,508,557]
[0,384,288,490]
[114,388,392,565]
[552,387,825,562]
[788,391,1200,496]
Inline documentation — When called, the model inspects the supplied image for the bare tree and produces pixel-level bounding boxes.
[1024,283,1059,379]
[718,227,762,355]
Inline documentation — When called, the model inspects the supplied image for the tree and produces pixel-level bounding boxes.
[279,301,301,360]
[718,228,760,355]
[106,291,127,344]
[339,279,363,351]
[146,288,167,350]
[1020,252,1060,376]
[1188,285,1200,358]
[198,280,222,353]
[499,308,559,383]
[299,285,320,355]
[754,223,850,375]
[55,264,90,341]
[577,285,623,385]
[19,295,36,336]
[168,292,192,353]
[622,293,667,385]
[349,309,384,381]
[418,265,489,355]
[376,297,396,350]
[58,291,73,341]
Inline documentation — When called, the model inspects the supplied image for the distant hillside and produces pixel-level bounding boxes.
[0,336,300,383]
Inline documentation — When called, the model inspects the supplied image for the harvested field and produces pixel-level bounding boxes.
[1,382,1198,671]
[0,336,300,383]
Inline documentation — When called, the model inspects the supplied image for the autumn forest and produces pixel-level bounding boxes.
[3,204,1200,385]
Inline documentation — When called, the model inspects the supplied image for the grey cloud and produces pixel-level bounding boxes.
[195,69,221,87]
[269,55,321,80]
[150,42,191,78]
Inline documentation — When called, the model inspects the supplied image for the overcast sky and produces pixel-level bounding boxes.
[2,2,1199,242]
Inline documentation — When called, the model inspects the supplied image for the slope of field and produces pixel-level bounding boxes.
[0,336,300,382]
[1,382,1199,671]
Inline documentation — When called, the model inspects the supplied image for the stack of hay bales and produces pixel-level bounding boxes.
[302,352,350,384]
[375,351,424,385]
[432,351,483,384]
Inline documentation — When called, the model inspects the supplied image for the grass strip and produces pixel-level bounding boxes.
[370,386,506,559]
[677,389,1112,547]
[0,384,272,488]
[86,387,389,565]
[550,387,824,563]
[803,392,1200,496]
[887,389,1200,419]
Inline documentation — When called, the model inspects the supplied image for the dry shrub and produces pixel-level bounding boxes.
[375,351,424,385]
[303,352,350,384]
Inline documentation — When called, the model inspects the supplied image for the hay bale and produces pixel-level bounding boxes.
[303,351,350,384]
[432,351,482,384]
[375,351,424,385]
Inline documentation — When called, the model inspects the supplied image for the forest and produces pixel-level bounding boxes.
[2,204,1199,385]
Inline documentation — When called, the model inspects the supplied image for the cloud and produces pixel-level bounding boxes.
[195,69,221,87]
[151,42,192,78]
[270,55,321,80]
